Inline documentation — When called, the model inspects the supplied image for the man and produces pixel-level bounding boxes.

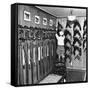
[56,30,65,62]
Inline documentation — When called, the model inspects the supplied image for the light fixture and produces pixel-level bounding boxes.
[67,9,76,21]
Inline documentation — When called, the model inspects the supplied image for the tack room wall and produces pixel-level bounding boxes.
[18,5,56,30]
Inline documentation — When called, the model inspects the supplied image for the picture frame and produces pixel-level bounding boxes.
[43,18,47,25]
[11,3,88,87]
[24,10,31,21]
[49,19,53,26]
[35,15,40,24]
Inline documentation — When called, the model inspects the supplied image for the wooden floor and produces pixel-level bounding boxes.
[39,74,62,84]
[36,58,86,84]
[38,68,86,84]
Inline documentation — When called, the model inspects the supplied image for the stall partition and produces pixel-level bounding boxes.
[18,25,56,85]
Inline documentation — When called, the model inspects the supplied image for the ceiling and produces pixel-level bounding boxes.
[36,6,86,18]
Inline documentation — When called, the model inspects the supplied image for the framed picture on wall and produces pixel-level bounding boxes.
[49,19,53,26]
[43,18,47,25]
[24,10,31,21]
[35,15,40,24]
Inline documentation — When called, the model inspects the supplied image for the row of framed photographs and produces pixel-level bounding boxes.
[24,10,53,26]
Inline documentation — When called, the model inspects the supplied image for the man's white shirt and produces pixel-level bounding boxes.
[56,34,65,45]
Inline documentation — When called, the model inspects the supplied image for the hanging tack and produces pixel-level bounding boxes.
[83,19,87,52]
[73,20,81,30]
[73,20,82,61]
[74,29,81,38]
[73,37,82,46]
[64,20,72,63]
[64,29,72,37]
